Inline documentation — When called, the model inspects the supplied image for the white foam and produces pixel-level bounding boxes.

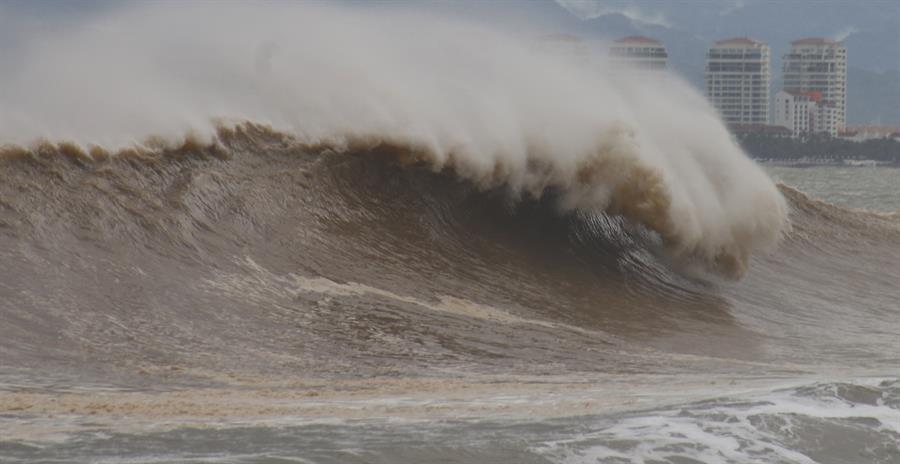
[537,378,900,464]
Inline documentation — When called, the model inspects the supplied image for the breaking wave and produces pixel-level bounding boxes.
[0,123,894,293]
[0,122,897,375]
[0,2,787,278]
[2,5,898,463]
[3,2,898,380]
[1,123,785,279]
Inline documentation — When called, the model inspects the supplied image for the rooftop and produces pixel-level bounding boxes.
[792,37,841,46]
[714,37,765,46]
[614,36,661,45]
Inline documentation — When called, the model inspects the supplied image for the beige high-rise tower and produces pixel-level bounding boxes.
[705,37,770,125]
[782,38,847,131]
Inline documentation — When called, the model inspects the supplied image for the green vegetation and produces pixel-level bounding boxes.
[737,133,900,164]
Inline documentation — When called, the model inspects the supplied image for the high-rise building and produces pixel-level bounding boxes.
[609,36,667,70]
[782,38,847,131]
[705,37,770,125]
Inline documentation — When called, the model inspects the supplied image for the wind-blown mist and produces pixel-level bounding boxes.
[0,3,787,277]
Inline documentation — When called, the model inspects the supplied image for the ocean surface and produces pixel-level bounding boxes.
[0,4,897,462]
[766,165,900,213]
[0,133,897,464]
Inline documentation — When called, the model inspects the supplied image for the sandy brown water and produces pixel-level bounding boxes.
[1,128,898,463]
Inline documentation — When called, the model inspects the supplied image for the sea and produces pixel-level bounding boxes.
[0,3,898,463]
[0,135,897,464]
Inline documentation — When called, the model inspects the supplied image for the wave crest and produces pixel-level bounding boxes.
[4,121,787,278]
[299,126,786,278]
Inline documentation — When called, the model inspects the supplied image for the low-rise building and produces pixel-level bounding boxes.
[774,90,838,137]
[774,90,815,137]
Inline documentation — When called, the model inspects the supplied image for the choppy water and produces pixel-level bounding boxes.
[0,5,897,462]
[2,377,898,463]
[766,165,900,213]
[1,131,898,464]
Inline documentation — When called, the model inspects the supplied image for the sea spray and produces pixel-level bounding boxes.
[0,2,787,277]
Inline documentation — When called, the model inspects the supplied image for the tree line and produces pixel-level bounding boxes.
[736,133,900,164]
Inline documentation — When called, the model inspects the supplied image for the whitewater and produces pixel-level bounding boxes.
[0,3,898,464]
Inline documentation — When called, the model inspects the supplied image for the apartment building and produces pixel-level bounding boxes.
[782,38,847,131]
[705,37,770,125]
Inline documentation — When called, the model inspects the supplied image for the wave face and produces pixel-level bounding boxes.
[1,125,899,464]
[0,125,897,376]
[0,2,786,277]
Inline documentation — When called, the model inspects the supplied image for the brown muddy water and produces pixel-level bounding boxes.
[1,129,898,463]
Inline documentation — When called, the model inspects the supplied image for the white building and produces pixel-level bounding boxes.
[774,90,815,136]
[782,38,847,131]
[705,37,770,125]
[609,36,667,70]
[774,90,839,137]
